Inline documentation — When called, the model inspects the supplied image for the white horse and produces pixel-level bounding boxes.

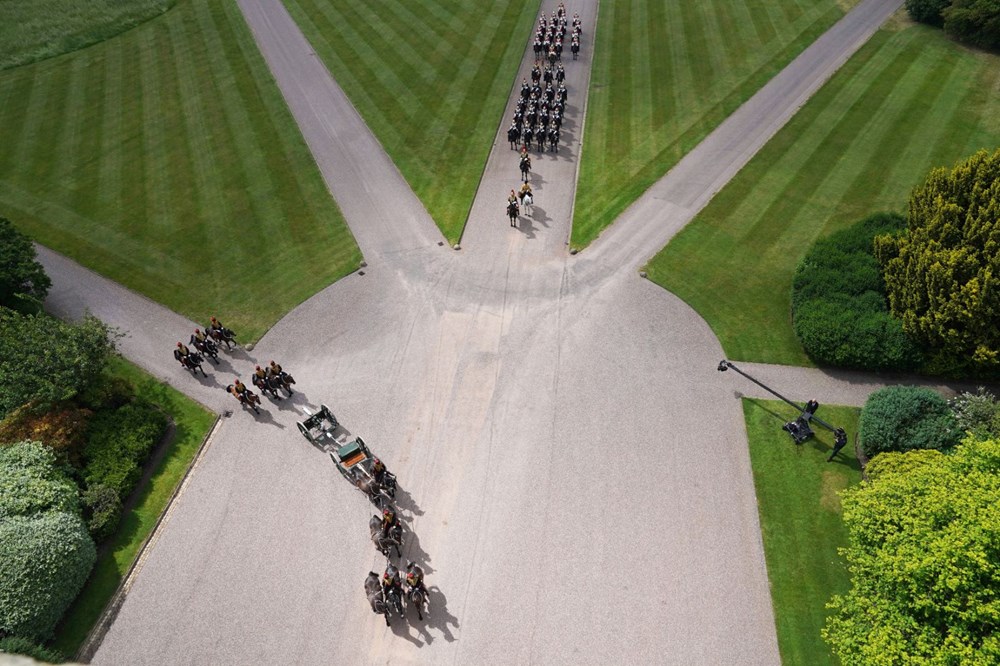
[520,191,533,216]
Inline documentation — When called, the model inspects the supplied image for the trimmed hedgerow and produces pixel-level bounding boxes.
[792,213,922,370]
[859,386,961,458]
[82,402,167,501]
[0,635,67,662]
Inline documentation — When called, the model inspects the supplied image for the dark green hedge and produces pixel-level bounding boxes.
[792,213,922,370]
[859,386,961,457]
[82,402,167,502]
[0,635,67,663]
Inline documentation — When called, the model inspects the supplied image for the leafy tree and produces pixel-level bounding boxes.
[875,149,1000,375]
[824,438,1000,664]
[906,0,953,26]
[944,0,1000,50]
[0,309,117,417]
[0,217,51,314]
[859,386,961,457]
[0,402,93,465]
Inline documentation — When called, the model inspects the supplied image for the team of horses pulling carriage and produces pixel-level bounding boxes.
[296,405,427,625]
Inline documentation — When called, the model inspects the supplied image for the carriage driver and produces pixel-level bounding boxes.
[372,457,388,485]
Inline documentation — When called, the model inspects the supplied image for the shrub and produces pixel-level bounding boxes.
[0,402,92,465]
[0,217,51,314]
[950,387,1000,439]
[859,386,961,457]
[792,213,922,370]
[0,441,80,520]
[0,635,66,663]
[0,512,96,639]
[81,483,122,543]
[77,373,135,411]
[83,402,167,500]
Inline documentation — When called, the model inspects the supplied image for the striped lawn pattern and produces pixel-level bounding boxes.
[646,17,1000,368]
[572,0,861,248]
[0,0,361,341]
[281,0,541,243]
[0,0,174,70]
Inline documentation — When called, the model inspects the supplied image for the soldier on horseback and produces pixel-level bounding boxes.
[175,341,190,361]
[233,378,248,396]
[382,563,403,600]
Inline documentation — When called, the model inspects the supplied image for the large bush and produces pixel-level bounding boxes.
[906,0,952,25]
[0,512,96,639]
[83,402,167,500]
[0,635,66,662]
[792,213,922,370]
[0,441,95,640]
[950,387,1000,439]
[876,149,1000,375]
[0,217,51,314]
[943,0,1000,50]
[0,441,80,519]
[0,309,116,417]
[81,483,122,542]
[859,386,961,457]
[824,439,1000,663]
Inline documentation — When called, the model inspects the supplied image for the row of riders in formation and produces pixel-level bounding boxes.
[355,455,430,625]
[171,316,295,414]
[532,4,583,63]
[507,77,568,154]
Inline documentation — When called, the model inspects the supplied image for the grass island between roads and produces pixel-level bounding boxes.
[646,13,1000,366]
[0,0,360,343]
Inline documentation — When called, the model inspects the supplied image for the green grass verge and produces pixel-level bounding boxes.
[572,0,862,249]
[0,0,175,71]
[744,398,860,666]
[0,0,361,342]
[647,15,1000,366]
[281,0,541,243]
[50,356,215,657]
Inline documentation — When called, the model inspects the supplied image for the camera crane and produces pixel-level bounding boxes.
[718,360,849,462]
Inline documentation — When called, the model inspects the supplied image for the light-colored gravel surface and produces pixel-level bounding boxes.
[37,0,908,663]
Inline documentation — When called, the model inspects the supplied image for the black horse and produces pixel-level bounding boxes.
[227,385,261,414]
[191,337,219,364]
[364,572,390,626]
[369,514,402,558]
[174,349,207,377]
[253,373,283,400]
[548,127,560,152]
[507,200,519,227]
[571,40,580,59]
[208,325,236,350]
[520,155,531,182]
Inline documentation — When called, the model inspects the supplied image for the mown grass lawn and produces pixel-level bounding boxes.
[572,0,861,249]
[744,399,861,666]
[0,0,360,342]
[281,0,540,243]
[0,0,174,71]
[51,357,215,657]
[647,15,1000,366]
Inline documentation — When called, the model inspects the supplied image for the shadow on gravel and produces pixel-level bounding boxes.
[530,206,551,229]
[424,586,459,643]
[394,485,424,517]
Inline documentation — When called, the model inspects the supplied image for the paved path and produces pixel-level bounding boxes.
[45,0,912,663]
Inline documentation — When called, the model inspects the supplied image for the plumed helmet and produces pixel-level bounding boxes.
[177,342,182,347]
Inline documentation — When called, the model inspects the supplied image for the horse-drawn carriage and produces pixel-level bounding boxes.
[297,406,396,503]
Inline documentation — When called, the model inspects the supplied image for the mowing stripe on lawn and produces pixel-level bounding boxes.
[0,0,361,340]
[646,19,1000,366]
[573,0,859,249]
